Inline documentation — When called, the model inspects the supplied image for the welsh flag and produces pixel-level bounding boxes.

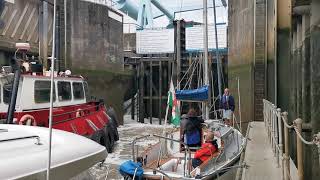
[168,79,180,126]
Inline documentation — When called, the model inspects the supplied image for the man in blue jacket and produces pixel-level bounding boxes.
[220,88,235,126]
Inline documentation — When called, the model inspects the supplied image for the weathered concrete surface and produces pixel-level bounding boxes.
[310,0,320,178]
[68,0,123,70]
[66,0,130,124]
[124,33,136,51]
[241,122,281,180]
[228,0,255,126]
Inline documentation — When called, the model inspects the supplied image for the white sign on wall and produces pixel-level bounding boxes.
[136,28,174,54]
[186,24,227,51]
[136,24,227,54]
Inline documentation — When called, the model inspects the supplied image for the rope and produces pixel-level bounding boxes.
[293,125,315,145]
[263,100,319,147]
[280,115,293,129]
[178,57,198,86]
[183,58,200,90]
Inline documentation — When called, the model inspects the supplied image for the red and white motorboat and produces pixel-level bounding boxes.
[0,44,118,153]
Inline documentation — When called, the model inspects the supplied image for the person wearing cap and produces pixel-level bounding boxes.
[192,132,219,168]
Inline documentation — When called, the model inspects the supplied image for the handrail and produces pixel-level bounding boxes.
[263,99,320,180]
[131,135,151,162]
[152,134,192,177]
[0,135,41,145]
[148,168,173,180]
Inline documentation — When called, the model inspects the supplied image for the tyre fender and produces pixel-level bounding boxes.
[103,127,113,153]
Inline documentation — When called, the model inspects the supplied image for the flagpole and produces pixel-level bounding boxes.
[158,80,172,168]
[162,92,170,135]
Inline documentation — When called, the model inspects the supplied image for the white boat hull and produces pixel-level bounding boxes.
[0,125,107,180]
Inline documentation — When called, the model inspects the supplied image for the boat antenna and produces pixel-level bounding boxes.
[47,0,57,179]
[203,0,210,120]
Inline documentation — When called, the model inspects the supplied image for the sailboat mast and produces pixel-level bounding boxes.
[47,0,57,179]
[203,0,209,120]
[213,0,222,99]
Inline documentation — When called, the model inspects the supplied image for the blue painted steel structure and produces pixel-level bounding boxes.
[115,0,174,28]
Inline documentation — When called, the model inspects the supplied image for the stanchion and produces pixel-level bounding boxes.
[277,108,284,179]
[283,112,290,180]
[294,118,303,180]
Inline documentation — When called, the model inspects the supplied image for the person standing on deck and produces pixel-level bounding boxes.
[220,88,235,126]
[180,108,204,148]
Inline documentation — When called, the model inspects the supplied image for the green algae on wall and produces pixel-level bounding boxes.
[228,63,254,133]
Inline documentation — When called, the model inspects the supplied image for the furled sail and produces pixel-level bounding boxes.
[175,85,208,102]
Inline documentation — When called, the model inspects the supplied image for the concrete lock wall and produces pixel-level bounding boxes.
[66,0,131,125]
[228,0,257,132]
[229,0,320,179]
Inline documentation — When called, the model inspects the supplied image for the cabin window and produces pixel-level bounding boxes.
[57,81,71,101]
[83,81,90,101]
[72,82,84,100]
[34,81,56,103]
[3,83,12,104]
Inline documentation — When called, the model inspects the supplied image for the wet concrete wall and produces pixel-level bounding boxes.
[309,0,320,178]
[230,0,319,178]
[65,0,131,125]
[228,0,255,128]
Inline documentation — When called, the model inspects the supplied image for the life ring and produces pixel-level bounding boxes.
[76,109,85,118]
[19,114,37,126]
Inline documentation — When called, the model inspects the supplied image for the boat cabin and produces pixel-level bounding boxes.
[0,74,89,113]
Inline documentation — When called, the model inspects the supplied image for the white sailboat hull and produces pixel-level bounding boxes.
[137,121,245,179]
[0,125,107,180]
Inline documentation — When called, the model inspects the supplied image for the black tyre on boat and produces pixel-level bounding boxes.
[103,125,114,153]
[91,107,119,153]
[91,129,112,151]
[106,107,119,141]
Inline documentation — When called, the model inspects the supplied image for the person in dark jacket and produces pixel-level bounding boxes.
[220,88,235,126]
[192,132,219,168]
[180,108,204,148]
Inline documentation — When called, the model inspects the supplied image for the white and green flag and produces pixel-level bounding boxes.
[168,79,180,126]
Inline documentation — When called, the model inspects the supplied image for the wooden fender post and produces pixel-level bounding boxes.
[294,118,303,180]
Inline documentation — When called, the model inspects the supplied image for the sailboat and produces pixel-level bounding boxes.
[122,0,246,179]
